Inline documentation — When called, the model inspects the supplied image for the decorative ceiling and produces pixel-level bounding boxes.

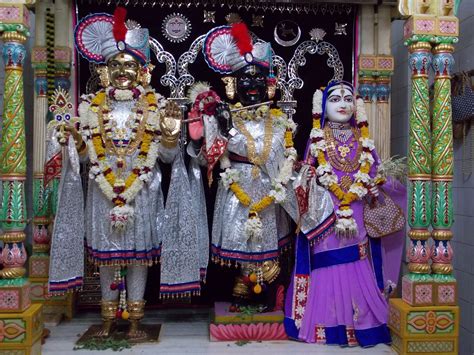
[78,0,398,7]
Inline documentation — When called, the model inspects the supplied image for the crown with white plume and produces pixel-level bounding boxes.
[188,82,211,105]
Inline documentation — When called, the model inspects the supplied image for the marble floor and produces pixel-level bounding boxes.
[42,309,395,355]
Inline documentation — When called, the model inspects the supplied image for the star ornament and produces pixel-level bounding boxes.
[225,13,242,25]
[203,10,215,23]
[252,14,264,28]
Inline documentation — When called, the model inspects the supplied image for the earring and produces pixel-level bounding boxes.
[222,76,236,100]
[138,64,154,87]
[266,77,277,99]
[96,66,110,88]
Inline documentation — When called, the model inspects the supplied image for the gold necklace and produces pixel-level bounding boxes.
[324,126,362,173]
[233,110,274,179]
[98,96,149,177]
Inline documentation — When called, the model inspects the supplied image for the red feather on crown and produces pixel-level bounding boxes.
[112,7,128,42]
[231,22,253,55]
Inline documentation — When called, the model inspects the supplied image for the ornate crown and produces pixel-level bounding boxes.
[74,7,150,65]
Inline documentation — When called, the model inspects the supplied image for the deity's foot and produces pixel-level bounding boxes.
[126,321,147,341]
[93,320,115,338]
[98,300,118,338]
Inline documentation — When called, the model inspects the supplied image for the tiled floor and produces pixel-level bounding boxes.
[42,309,395,354]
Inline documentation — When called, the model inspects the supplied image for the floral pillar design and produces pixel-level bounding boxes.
[0,26,29,286]
[0,5,46,352]
[0,16,45,353]
[405,42,433,282]
[431,43,456,298]
[390,2,459,354]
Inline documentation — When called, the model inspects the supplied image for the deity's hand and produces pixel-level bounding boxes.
[215,102,233,137]
[56,122,81,146]
[188,109,204,142]
[368,183,380,198]
[160,101,182,148]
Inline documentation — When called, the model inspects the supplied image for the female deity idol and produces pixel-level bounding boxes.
[48,8,184,339]
[285,81,406,347]
[188,22,297,310]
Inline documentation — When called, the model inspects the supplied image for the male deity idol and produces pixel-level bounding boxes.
[48,8,183,339]
[285,81,406,347]
[187,22,297,310]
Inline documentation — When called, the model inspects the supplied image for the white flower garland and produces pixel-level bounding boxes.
[220,168,241,189]
[220,110,298,241]
[244,215,263,242]
[309,94,376,238]
[82,89,162,231]
[106,86,145,101]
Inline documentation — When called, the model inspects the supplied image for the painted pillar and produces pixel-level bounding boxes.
[431,43,455,287]
[388,2,459,354]
[29,0,52,306]
[375,75,391,160]
[358,5,394,160]
[374,5,394,161]
[0,4,44,354]
[404,41,433,282]
[358,5,376,131]
[0,10,30,294]
[54,0,72,93]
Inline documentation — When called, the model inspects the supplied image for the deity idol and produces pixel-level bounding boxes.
[48,8,185,339]
[285,81,406,347]
[187,22,297,310]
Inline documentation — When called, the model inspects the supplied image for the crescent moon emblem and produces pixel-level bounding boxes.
[274,23,301,47]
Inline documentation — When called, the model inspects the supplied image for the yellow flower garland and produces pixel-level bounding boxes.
[284,130,294,148]
[229,183,251,206]
[91,91,106,111]
[145,91,158,111]
[228,108,295,216]
[87,89,158,207]
[229,182,275,214]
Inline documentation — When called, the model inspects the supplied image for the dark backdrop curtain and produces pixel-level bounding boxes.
[75,0,357,308]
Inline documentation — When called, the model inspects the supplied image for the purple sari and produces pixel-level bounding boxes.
[285,135,406,347]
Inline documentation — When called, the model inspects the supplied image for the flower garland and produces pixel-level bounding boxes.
[220,106,297,241]
[106,86,144,101]
[80,86,163,231]
[309,91,377,238]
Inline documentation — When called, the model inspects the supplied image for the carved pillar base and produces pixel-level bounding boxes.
[0,304,43,355]
[389,299,459,355]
